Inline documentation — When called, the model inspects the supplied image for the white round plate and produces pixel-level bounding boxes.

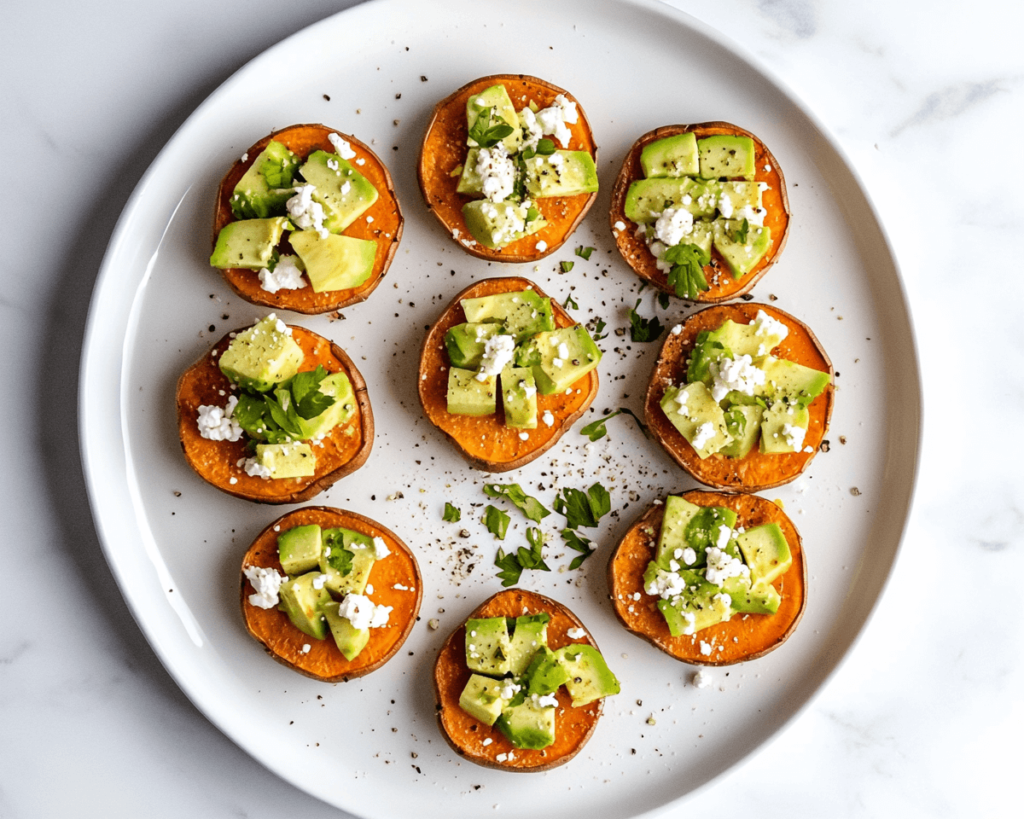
[80,0,920,816]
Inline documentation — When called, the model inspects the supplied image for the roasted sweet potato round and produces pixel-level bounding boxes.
[241,506,421,682]
[418,277,599,471]
[610,122,789,302]
[433,589,605,771]
[608,490,806,666]
[176,323,373,503]
[646,303,832,491]
[213,124,403,314]
[418,74,598,262]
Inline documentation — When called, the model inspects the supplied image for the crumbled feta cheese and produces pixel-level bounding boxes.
[715,524,732,550]
[542,410,555,427]
[644,568,687,600]
[259,254,306,294]
[197,396,242,441]
[692,670,713,689]
[496,753,508,762]
[752,310,789,342]
[476,334,516,379]
[566,627,586,639]
[535,240,548,252]
[705,546,750,586]
[243,565,286,609]
[699,641,712,656]
[483,738,493,747]
[519,432,529,440]
[783,423,807,450]
[681,547,697,566]
[557,342,569,360]
[534,94,577,147]
[372,536,391,560]
[671,324,682,336]
[475,144,516,203]
[652,208,694,246]
[242,457,272,479]
[534,693,559,708]
[286,185,328,238]
[552,357,564,368]
[709,354,766,402]
[692,421,716,450]
[302,644,311,654]
[328,132,357,160]
[613,220,626,231]
[498,681,521,700]
[337,594,392,629]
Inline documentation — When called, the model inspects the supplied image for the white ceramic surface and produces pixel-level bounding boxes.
[79,1,917,816]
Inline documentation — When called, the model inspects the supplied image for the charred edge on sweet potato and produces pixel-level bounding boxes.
[176,325,374,504]
[418,74,598,262]
[608,490,807,666]
[645,303,832,491]
[418,277,598,471]
[241,506,421,682]
[609,122,790,303]
[213,124,404,314]
[433,589,603,771]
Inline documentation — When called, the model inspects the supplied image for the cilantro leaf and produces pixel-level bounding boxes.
[563,290,578,309]
[734,218,750,243]
[442,502,461,522]
[562,529,595,570]
[536,138,556,155]
[657,291,670,310]
[628,299,665,343]
[525,205,541,223]
[580,408,650,442]
[575,246,595,261]
[484,505,511,540]
[483,484,550,523]
[517,528,550,572]
[323,531,354,576]
[686,330,727,384]
[468,106,514,148]
[289,365,336,419]
[554,482,611,529]
[561,261,575,274]
[587,483,611,520]
[589,318,607,341]
[663,243,710,301]
[494,548,523,587]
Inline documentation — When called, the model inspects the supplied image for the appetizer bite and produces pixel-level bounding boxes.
[646,303,832,491]
[610,123,789,302]
[609,490,806,665]
[419,277,601,471]
[241,506,421,681]
[418,74,598,261]
[433,589,619,771]
[211,124,403,314]
[177,314,373,503]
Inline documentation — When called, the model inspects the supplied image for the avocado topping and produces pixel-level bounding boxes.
[659,311,829,460]
[643,495,792,639]
[456,614,618,751]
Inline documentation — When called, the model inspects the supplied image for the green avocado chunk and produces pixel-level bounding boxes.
[444,322,502,369]
[500,366,538,429]
[230,141,301,219]
[506,613,549,676]
[655,495,701,570]
[288,372,356,441]
[523,150,599,198]
[720,404,764,458]
[466,84,522,154]
[659,382,732,458]
[460,290,555,343]
[277,524,322,575]
[319,528,376,596]
[218,315,304,392]
[722,576,781,615]
[712,219,772,279]
[523,646,571,696]
[513,326,602,395]
[645,565,732,636]
[624,177,719,223]
[289,230,376,293]
[459,674,508,726]
[321,602,371,660]
[759,401,810,454]
[641,133,699,178]
[697,134,756,180]
[462,200,546,250]
[277,573,332,640]
[210,217,291,270]
[736,523,792,585]
[760,357,830,405]
[705,317,786,359]
[446,368,497,416]
[496,698,556,750]
[554,644,620,707]
[465,617,512,677]
[253,443,316,478]
[298,150,378,233]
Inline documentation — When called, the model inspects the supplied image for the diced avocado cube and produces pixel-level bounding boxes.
[683,505,739,567]
[320,528,376,596]
[291,372,356,441]
[513,326,602,395]
[523,150,599,199]
[641,132,699,178]
[554,644,620,707]
[230,141,300,219]
[277,524,322,576]
[495,698,556,750]
[736,523,792,585]
[706,316,786,359]
[655,570,733,636]
[651,218,713,258]
[210,217,291,270]
[500,366,538,429]
[277,573,332,640]
[460,290,555,342]
[760,401,810,454]
[722,576,781,615]
[218,315,304,392]
[465,617,512,676]
[456,148,485,196]
[446,368,497,416]
[524,646,571,696]
[716,181,762,217]
[697,134,756,180]
[466,84,522,154]
[506,613,549,676]
[623,177,719,223]
[298,150,378,233]
[459,674,507,726]
[254,443,316,478]
[712,219,772,279]
[760,356,831,406]
[659,382,732,458]
[462,200,546,250]
[655,495,701,570]
[719,404,764,459]
[444,322,502,369]
[321,601,371,660]
[289,230,376,293]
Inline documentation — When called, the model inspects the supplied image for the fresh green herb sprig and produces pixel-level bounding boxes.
[323,531,354,576]
[561,262,575,274]
[484,505,511,540]
[483,483,550,523]
[232,365,338,444]
[589,318,608,341]
[663,243,710,301]
[628,299,664,343]
[734,218,750,243]
[468,106,514,149]
[494,527,550,587]
[563,291,578,309]
[555,483,611,529]
[580,408,649,441]
[442,502,461,522]
[575,246,595,260]
[562,529,595,570]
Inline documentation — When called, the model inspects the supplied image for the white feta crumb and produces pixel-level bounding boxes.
[705,546,750,586]
[259,254,306,294]
[652,207,694,246]
[286,184,328,238]
[566,627,586,639]
[475,144,516,203]
[692,421,716,450]
[613,220,626,231]
[196,395,242,441]
[692,670,713,689]
[709,354,765,402]
[476,334,516,378]
[312,574,327,590]
[542,410,555,427]
[783,423,807,450]
[483,738,493,746]
[302,644,311,654]
[328,132,357,160]
[243,565,286,609]
[337,593,392,629]
[519,432,529,441]
[243,457,272,479]
[699,641,712,656]
[751,310,789,342]
[536,240,548,252]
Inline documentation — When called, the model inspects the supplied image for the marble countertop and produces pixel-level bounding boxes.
[4,0,1020,816]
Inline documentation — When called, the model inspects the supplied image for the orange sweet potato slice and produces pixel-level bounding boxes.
[213,124,403,314]
[433,589,605,771]
[646,303,833,490]
[176,324,373,503]
[608,490,806,666]
[241,506,421,682]
[609,122,789,302]
[418,277,598,471]
[418,74,598,262]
